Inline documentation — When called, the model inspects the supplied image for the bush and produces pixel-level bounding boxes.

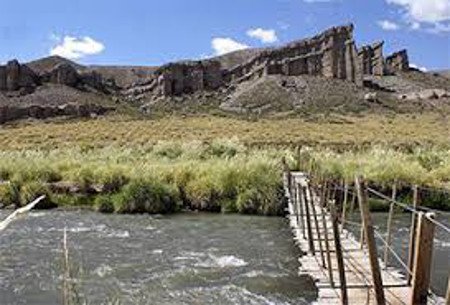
[94,195,115,213]
[114,179,179,214]
[20,182,56,209]
[0,182,21,207]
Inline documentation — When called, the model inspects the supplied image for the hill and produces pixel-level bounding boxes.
[0,24,449,124]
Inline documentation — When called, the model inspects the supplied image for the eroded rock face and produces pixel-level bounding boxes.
[385,50,409,74]
[0,60,39,92]
[398,89,450,101]
[358,42,384,76]
[149,24,363,98]
[155,60,223,96]
[43,63,80,87]
[0,104,114,124]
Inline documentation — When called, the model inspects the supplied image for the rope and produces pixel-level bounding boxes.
[367,187,420,214]
[372,230,413,276]
[427,216,450,234]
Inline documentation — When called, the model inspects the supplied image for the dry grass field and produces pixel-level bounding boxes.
[0,113,448,150]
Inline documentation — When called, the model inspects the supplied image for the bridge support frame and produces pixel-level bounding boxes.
[410,212,436,305]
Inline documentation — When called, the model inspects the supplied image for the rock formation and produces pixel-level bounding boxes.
[154,60,222,96]
[42,63,80,87]
[358,42,384,76]
[385,50,409,74]
[224,24,362,85]
[127,24,412,100]
[0,60,39,92]
[0,103,114,124]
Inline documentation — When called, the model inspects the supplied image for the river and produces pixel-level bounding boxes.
[0,211,448,305]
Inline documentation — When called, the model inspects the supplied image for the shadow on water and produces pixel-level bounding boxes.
[0,211,318,305]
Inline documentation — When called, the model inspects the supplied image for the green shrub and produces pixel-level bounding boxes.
[114,179,179,214]
[94,195,115,213]
[20,181,56,209]
[0,182,21,207]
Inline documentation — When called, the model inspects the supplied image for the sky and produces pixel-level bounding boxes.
[0,0,449,70]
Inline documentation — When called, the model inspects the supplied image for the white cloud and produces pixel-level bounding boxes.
[246,28,278,43]
[386,0,450,24]
[410,21,421,30]
[378,20,401,30]
[410,63,428,72]
[211,37,249,56]
[50,36,105,60]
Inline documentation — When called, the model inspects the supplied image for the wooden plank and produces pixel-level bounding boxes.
[355,176,386,305]
[410,212,435,305]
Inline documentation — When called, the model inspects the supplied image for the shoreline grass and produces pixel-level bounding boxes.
[0,114,449,214]
[0,140,449,214]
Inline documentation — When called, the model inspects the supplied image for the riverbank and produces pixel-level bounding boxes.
[0,139,449,214]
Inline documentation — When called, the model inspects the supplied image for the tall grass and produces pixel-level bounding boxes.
[0,140,449,213]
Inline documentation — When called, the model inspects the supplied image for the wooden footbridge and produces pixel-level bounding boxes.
[283,169,450,305]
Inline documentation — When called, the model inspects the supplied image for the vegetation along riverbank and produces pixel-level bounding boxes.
[0,115,449,215]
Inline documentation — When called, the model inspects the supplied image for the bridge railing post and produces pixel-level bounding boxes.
[407,185,419,285]
[384,182,397,268]
[303,183,316,255]
[410,212,436,305]
[307,184,326,268]
[355,176,386,305]
[296,183,307,239]
[330,195,348,305]
[321,180,334,286]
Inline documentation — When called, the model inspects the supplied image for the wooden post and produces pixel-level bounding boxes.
[410,212,436,305]
[355,176,386,305]
[293,182,300,226]
[341,181,349,233]
[297,183,306,239]
[321,181,334,287]
[407,185,419,285]
[384,183,397,267]
[303,184,316,255]
[282,157,292,198]
[330,198,348,305]
[308,185,327,268]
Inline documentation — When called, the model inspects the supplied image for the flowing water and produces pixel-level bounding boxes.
[0,210,448,305]
[0,211,317,305]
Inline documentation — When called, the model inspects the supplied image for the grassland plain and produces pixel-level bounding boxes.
[0,114,449,214]
[0,113,449,150]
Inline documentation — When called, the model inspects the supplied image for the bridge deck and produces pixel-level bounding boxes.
[285,172,419,305]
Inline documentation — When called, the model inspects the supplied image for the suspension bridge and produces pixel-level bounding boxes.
[283,169,450,305]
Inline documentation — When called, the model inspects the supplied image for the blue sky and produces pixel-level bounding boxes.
[1,0,449,70]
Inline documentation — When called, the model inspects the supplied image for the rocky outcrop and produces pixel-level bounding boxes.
[1,59,116,95]
[398,89,450,101]
[358,42,384,76]
[42,63,80,87]
[133,24,364,100]
[0,103,114,124]
[0,60,40,92]
[224,24,362,85]
[155,60,223,96]
[385,50,409,74]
